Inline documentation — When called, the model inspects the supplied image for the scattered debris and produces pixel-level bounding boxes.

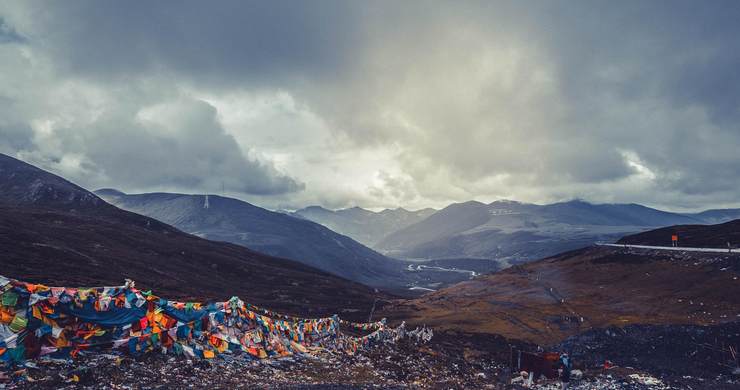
[628,373,663,386]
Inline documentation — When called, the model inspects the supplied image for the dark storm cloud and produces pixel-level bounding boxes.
[540,0,740,122]
[19,0,359,87]
[526,0,740,195]
[0,16,24,43]
[529,0,740,129]
[1,1,310,197]
[0,94,34,154]
[0,123,34,153]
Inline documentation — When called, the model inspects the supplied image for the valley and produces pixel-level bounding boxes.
[3,2,740,388]
[1,153,739,389]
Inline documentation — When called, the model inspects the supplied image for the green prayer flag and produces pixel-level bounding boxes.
[6,345,25,363]
[1,291,18,307]
[9,314,28,333]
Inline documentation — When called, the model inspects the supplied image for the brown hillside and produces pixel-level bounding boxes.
[384,246,740,345]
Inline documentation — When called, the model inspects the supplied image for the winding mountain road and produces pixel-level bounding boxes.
[598,243,739,253]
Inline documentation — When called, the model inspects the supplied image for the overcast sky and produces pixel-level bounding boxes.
[1,1,739,211]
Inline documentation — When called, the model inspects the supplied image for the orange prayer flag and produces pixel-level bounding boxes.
[32,305,43,320]
[0,310,12,323]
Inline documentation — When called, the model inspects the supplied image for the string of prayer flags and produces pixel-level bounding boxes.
[0,275,403,368]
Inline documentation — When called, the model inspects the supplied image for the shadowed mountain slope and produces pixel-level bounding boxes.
[95,190,411,288]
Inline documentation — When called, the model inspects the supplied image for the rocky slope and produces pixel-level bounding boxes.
[95,190,410,289]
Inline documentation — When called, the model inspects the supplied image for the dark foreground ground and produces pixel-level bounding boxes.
[2,323,738,389]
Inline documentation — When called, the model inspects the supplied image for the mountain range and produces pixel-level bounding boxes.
[376,199,701,262]
[95,189,411,289]
[4,152,740,362]
[0,153,381,317]
[292,205,436,247]
[298,199,740,268]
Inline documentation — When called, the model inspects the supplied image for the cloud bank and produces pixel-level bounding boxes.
[1,1,739,211]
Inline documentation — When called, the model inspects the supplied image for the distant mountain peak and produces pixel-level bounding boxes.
[337,206,375,217]
[294,204,438,247]
[301,205,330,211]
[494,198,521,203]
[489,199,527,207]
[342,206,372,212]
[378,207,409,215]
[444,200,486,210]
[95,188,126,197]
[561,198,590,205]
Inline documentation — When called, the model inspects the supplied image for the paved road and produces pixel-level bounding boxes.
[598,243,738,254]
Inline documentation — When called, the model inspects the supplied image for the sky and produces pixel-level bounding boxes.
[1,1,740,212]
